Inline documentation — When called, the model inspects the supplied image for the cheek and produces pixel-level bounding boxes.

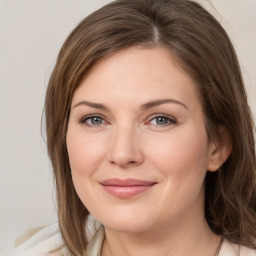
[145,125,210,187]
[66,130,106,177]
[142,127,209,219]
[66,129,107,210]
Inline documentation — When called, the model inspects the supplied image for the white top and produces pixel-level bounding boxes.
[7,223,256,256]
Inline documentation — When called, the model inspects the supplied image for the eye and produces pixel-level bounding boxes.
[148,115,176,126]
[80,115,106,126]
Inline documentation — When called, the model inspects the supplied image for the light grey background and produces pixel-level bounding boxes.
[0,0,255,253]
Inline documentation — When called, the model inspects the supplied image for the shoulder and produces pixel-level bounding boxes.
[240,244,256,256]
[7,216,101,256]
[219,239,256,256]
[7,223,67,256]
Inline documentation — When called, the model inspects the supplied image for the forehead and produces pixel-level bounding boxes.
[72,47,202,111]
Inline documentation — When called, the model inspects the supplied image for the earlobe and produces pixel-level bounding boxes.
[207,127,232,172]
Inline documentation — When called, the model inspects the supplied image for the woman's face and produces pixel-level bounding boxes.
[66,47,216,233]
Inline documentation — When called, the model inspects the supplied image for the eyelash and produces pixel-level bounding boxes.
[148,115,177,127]
[78,114,177,128]
[78,115,107,127]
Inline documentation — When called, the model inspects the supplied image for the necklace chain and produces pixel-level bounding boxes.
[214,235,225,256]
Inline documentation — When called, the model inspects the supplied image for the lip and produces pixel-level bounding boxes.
[100,178,157,199]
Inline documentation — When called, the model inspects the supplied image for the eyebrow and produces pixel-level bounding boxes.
[73,101,109,111]
[73,99,188,111]
[141,99,188,111]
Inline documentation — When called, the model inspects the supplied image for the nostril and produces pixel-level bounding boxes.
[128,161,137,164]
[110,160,137,166]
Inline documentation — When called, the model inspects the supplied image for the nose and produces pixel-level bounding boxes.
[107,125,144,168]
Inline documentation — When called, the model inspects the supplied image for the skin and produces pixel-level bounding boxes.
[66,47,230,256]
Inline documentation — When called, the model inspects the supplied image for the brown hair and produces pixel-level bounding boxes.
[45,0,256,254]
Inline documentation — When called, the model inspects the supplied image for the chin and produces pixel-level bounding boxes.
[94,210,157,234]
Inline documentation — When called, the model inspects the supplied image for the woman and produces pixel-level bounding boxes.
[13,0,256,255]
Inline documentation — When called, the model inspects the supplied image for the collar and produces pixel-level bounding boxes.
[85,226,105,256]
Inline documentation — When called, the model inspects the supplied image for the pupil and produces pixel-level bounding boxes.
[157,117,167,125]
[92,117,102,125]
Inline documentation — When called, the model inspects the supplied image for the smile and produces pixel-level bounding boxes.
[100,178,157,199]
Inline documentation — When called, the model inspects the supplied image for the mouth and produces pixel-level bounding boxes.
[99,178,157,199]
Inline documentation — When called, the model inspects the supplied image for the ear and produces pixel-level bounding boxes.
[207,126,232,172]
